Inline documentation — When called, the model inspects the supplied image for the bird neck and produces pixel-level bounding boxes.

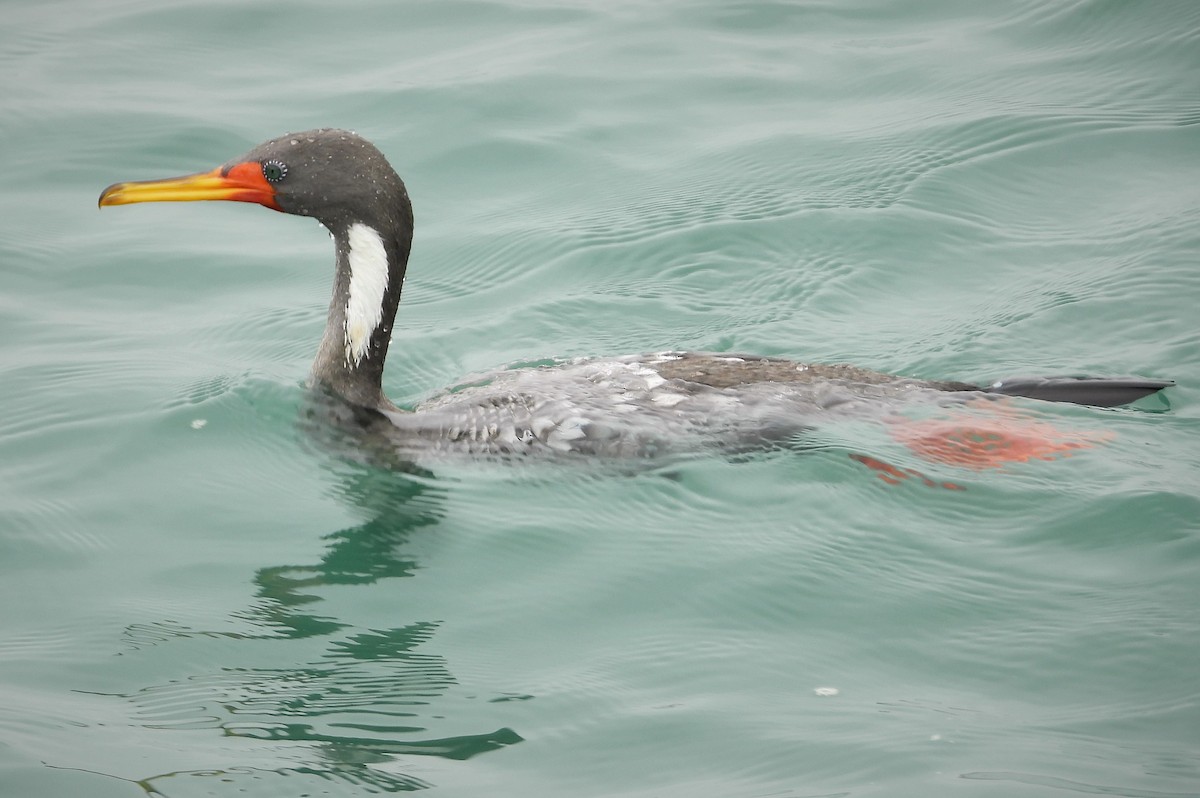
[311,219,411,409]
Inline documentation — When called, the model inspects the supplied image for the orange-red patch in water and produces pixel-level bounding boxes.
[853,403,1114,488]
[890,413,1110,470]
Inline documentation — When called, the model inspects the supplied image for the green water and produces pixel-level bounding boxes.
[2,1,1198,795]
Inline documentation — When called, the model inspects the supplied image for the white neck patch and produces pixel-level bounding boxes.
[344,222,389,367]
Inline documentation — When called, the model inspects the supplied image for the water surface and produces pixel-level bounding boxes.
[1,1,1198,796]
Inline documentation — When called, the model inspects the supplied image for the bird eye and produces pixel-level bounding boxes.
[262,160,288,183]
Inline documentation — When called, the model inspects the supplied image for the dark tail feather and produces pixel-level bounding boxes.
[983,376,1174,408]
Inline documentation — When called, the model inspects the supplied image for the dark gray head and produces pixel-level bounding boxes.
[100,129,417,410]
[101,127,413,242]
[232,129,413,240]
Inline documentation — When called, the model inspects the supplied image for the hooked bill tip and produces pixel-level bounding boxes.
[98,183,121,208]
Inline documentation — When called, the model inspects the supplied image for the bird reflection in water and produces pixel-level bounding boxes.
[86,452,522,796]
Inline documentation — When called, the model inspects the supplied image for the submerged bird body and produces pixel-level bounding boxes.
[370,353,947,459]
[99,129,1171,464]
[363,351,999,460]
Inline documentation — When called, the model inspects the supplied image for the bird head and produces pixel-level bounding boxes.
[99,128,411,235]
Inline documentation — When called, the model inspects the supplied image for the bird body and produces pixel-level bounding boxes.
[371,352,959,459]
[99,129,1172,464]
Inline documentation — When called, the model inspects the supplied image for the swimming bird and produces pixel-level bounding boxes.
[99,129,1171,461]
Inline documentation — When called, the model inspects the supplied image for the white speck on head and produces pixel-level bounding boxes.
[344,222,389,367]
[190,418,207,430]
[813,686,839,697]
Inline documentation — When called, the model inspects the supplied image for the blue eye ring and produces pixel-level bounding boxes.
[262,160,288,183]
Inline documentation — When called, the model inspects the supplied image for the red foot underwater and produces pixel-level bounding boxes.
[850,372,1171,487]
[850,454,967,490]
[853,390,1136,488]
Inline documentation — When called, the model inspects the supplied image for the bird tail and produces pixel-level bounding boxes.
[982,376,1173,408]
